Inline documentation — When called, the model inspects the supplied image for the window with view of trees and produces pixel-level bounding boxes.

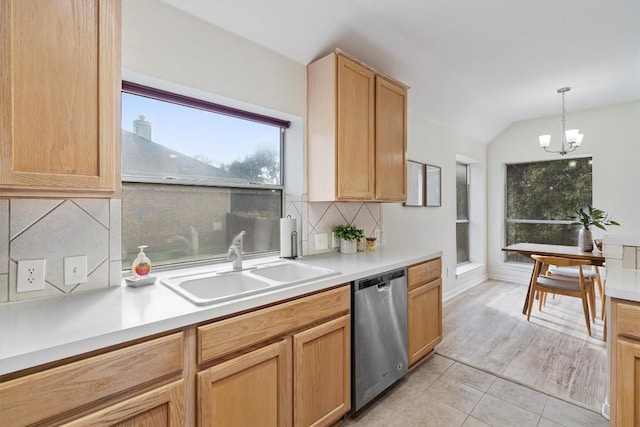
[121,82,288,269]
[456,163,469,264]
[505,157,592,263]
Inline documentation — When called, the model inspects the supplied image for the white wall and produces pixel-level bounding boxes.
[488,101,640,283]
[383,111,488,299]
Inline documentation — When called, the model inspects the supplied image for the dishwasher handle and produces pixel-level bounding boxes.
[355,268,405,292]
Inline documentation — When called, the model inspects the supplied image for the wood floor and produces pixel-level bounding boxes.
[436,279,607,413]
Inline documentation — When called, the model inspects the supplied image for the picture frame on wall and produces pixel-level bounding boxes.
[404,160,424,207]
[425,164,441,207]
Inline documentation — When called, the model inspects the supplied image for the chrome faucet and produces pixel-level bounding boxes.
[227,231,246,270]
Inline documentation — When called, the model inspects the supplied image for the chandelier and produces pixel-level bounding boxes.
[538,87,583,155]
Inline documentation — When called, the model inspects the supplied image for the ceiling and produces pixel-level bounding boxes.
[161,0,640,143]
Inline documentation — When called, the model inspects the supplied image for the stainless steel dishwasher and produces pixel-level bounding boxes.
[352,268,408,412]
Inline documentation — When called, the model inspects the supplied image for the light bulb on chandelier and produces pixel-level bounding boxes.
[538,87,583,155]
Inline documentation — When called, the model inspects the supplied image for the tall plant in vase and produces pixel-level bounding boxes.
[571,206,620,252]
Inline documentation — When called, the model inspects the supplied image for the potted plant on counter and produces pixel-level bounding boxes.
[333,224,365,254]
[571,206,620,252]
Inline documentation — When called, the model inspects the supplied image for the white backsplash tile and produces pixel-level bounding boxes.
[110,199,122,261]
[1,197,122,303]
[110,260,123,287]
[76,199,110,228]
[304,201,383,256]
[11,201,109,290]
[0,200,7,275]
[0,274,7,303]
[10,199,62,240]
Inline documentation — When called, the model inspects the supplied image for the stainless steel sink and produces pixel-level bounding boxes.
[161,260,339,306]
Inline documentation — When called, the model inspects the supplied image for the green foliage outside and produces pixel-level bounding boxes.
[505,157,592,263]
[221,147,280,185]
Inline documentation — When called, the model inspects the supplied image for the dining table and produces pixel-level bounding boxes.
[502,243,605,314]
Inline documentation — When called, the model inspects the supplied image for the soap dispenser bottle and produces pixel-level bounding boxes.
[132,245,151,278]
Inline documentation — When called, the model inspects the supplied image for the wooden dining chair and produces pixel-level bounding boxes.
[527,255,595,336]
[545,264,602,319]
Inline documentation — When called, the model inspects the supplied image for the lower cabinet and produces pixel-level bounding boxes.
[198,340,292,427]
[293,315,351,427]
[196,285,351,426]
[407,258,443,366]
[66,380,185,427]
[611,297,640,426]
[0,332,184,426]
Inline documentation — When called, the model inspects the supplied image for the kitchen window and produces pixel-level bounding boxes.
[121,82,289,269]
[505,157,592,263]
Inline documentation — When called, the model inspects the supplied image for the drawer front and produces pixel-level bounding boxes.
[617,300,640,339]
[0,332,183,426]
[408,258,441,290]
[198,285,350,364]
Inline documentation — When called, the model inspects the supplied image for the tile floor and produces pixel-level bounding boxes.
[344,354,609,427]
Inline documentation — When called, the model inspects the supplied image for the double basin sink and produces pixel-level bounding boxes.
[161,260,339,305]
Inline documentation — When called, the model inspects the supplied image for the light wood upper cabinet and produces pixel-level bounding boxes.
[336,55,376,200]
[0,0,121,198]
[307,50,407,202]
[375,76,407,201]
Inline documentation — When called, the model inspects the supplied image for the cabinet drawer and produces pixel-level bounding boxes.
[408,258,441,290]
[0,332,183,426]
[198,285,350,364]
[617,299,640,339]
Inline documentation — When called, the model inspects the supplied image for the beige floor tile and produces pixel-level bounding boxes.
[487,377,548,415]
[537,418,564,427]
[541,397,609,427]
[471,394,540,427]
[417,375,484,414]
[444,362,497,392]
[405,362,442,392]
[389,399,467,427]
[422,353,456,374]
[461,416,491,427]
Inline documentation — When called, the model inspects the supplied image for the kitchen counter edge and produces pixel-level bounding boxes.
[0,247,442,376]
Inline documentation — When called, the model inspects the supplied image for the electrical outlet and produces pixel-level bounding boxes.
[331,233,339,248]
[17,259,46,292]
[315,233,328,250]
[64,256,88,286]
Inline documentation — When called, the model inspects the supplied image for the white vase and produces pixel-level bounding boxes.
[578,227,593,252]
[340,239,357,254]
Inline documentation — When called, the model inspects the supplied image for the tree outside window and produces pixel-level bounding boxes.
[505,157,592,263]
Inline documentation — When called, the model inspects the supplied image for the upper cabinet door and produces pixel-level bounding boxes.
[336,54,375,200]
[375,76,407,201]
[0,0,121,198]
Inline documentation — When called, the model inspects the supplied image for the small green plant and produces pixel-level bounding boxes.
[571,206,620,230]
[333,223,365,241]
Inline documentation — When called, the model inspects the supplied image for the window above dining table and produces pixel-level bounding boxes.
[505,157,592,263]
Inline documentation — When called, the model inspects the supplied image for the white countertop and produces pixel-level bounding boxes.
[603,234,640,302]
[0,246,441,376]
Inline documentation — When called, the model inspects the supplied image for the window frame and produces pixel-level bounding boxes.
[120,81,290,271]
[503,156,593,264]
[456,162,470,265]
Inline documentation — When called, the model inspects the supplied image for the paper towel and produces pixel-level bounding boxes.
[280,217,297,258]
